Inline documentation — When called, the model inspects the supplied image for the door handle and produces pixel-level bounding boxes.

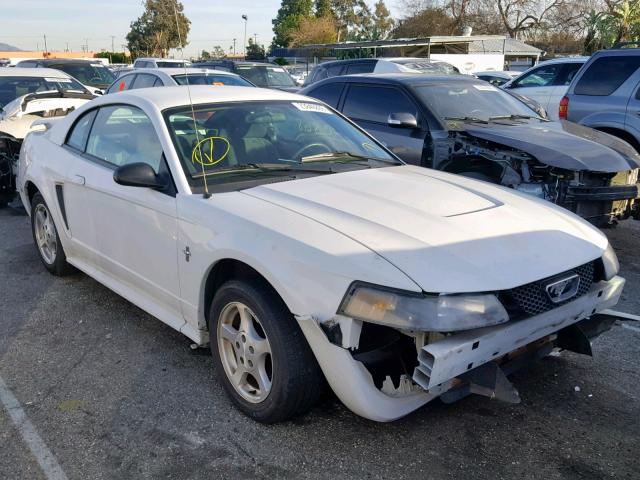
[71,174,85,185]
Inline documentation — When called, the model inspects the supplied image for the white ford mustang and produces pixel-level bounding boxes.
[18,86,625,423]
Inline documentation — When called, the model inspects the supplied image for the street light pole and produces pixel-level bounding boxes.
[242,14,248,59]
[233,38,236,56]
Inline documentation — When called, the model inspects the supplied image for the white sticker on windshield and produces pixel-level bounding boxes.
[292,102,331,114]
[91,63,104,67]
[270,67,285,72]
[45,77,72,83]
[473,84,498,92]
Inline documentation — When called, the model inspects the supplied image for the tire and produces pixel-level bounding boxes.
[30,192,74,276]
[209,279,325,423]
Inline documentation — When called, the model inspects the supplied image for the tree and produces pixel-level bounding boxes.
[332,0,373,41]
[315,0,333,18]
[272,0,314,47]
[392,6,455,37]
[126,0,190,58]
[211,45,227,59]
[289,15,338,46]
[370,1,395,40]
[245,38,266,60]
[200,50,211,60]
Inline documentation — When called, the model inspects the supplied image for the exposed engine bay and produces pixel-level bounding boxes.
[0,134,20,206]
[432,131,640,226]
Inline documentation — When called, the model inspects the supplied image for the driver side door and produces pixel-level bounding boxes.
[63,104,183,323]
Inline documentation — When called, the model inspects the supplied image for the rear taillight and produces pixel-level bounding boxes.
[559,95,569,120]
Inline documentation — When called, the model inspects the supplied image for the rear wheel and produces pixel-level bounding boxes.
[209,279,324,423]
[30,192,73,276]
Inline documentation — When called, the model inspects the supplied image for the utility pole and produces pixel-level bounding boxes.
[233,38,236,56]
[242,14,248,58]
[110,36,115,53]
[84,38,89,53]
[253,33,258,44]
[43,35,48,55]
[65,42,69,52]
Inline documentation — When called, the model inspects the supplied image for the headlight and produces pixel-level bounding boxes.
[602,243,619,281]
[338,283,509,332]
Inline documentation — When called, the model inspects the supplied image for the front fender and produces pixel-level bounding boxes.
[176,192,420,334]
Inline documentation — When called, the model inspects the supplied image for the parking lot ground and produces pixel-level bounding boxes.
[1,201,639,480]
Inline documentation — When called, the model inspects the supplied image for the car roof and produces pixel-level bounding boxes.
[122,67,238,76]
[536,56,589,64]
[135,57,188,62]
[29,59,104,65]
[305,72,477,86]
[0,67,73,78]
[92,85,309,110]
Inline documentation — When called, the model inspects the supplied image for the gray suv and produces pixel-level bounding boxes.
[563,48,640,152]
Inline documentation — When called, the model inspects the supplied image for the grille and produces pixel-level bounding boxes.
[500,262,595,318]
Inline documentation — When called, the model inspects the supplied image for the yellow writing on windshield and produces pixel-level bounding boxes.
[192,136,230,167]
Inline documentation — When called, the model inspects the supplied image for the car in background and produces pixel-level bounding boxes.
[562,48,640,153]
[475,70,521,87]
[302,57,460,86]
[501,57,588,121]
[0,68,93,207]
[284,65,309,86]
[193,60,299,92]
[105,68,254,93]
[301,74,640,225]
[133,57,191,69]
[18,85,625,423]
[15,59,116,95]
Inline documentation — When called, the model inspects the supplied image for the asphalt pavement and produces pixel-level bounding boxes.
[1,200,639,480]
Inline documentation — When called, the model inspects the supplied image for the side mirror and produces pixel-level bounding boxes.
[113,162,166,190]
[388,112,418,129]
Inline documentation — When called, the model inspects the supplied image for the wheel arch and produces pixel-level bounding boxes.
[24,180,41,206]
[201,258,292,331]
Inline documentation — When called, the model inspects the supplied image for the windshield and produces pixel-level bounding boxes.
[157,61,189,68]
[51,63,115,88]
[0,76,87,108]
[414,82,541,122]
[172,73,253,87]
[235,65,296,88]
[164,100,398,191]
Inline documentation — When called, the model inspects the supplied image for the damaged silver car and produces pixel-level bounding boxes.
[301,74,640,226]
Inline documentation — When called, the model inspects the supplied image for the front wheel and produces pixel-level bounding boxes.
[209,279,324,423]
[30,192,73,276]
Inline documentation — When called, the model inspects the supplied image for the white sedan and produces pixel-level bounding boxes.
[18,86,625,422]
[105,68,254,94]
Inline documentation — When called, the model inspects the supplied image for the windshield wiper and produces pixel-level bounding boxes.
[301,151,399,164]
[488,114,535,121]
[444,116,489,124]
[191,163,333,179]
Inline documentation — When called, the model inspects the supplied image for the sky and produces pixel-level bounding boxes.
[1,0,402,57]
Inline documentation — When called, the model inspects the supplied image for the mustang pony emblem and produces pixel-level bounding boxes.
[545,274,581,303]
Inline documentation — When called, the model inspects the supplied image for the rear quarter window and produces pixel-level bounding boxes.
[575,55,640,96]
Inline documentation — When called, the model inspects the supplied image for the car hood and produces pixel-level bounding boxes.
[461,120,640,172]
[243,165,607,293]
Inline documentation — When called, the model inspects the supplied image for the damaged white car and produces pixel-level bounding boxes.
[0,68,93,206]
[18,87,625,422]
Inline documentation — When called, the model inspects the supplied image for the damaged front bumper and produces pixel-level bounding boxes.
[298,276,624,422]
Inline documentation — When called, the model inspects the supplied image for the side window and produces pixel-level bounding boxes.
[513,64,562,88]
[131,74,157,89]
[153,77,164,87]
[326,64,343,77]
[575,56,640,96]
[343,85,417,123]
[308,83,344,108]
[85,105,163,172]
[560,63,583,86]
[345,62,375,75]
[636,86,640,100]
[18,61,37,68]
[107,74,135,94]
[315,67,328,81]
[65,110,98,151]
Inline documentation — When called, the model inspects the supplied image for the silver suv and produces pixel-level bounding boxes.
[563,48,640,152]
